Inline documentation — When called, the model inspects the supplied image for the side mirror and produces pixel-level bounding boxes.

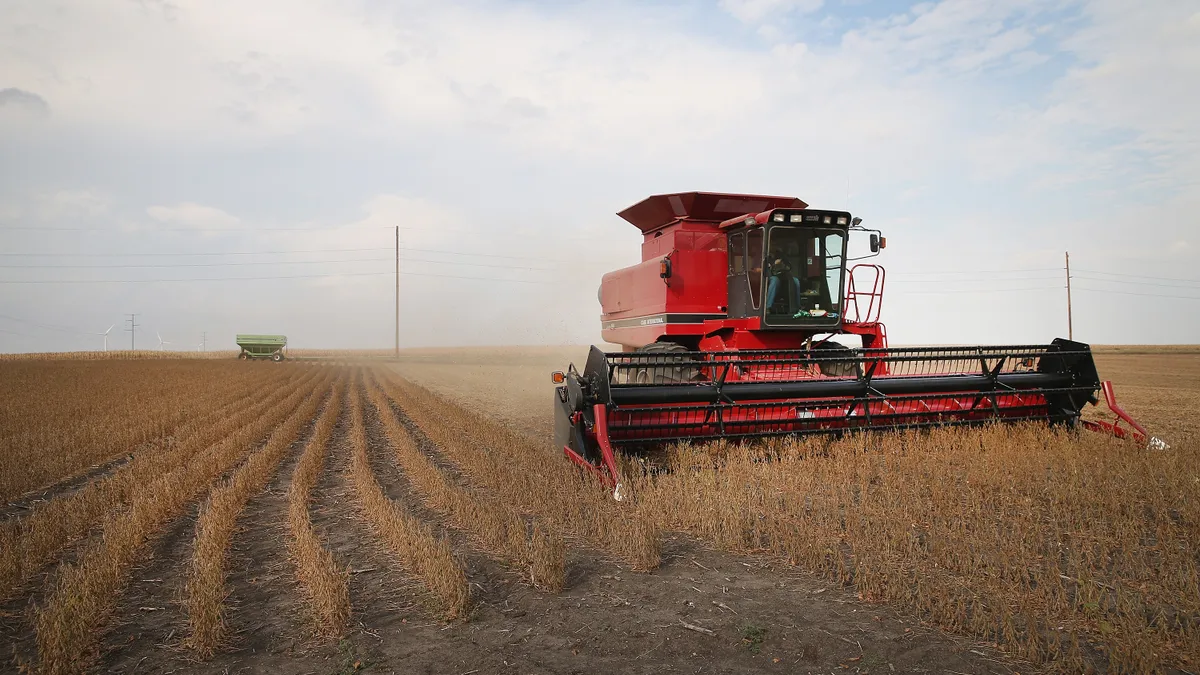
[659,258,672,279]
[869,234,880,253]
[851,217,863,228]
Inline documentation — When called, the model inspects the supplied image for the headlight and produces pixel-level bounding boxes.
[744,216,755,226]
[823,216,832,224]
[789,214,803,223]
[836,216,847,225]
[773,213,784,222]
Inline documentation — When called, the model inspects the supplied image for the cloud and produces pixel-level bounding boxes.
[0,87,50,125]
[956,0,1200,193]
[146,202,240,229]
[719,0,825,23]
[0,87,49,114]
[0,0,1197,351]
[20,189,112,221]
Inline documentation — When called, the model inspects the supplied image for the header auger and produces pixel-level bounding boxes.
[552,192,1165,499]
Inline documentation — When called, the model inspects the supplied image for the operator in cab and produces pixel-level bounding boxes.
[765,247,801,315]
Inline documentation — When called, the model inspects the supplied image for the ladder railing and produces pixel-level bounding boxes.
[845,264,886,324]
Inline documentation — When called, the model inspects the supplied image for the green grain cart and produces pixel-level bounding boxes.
[236,334,288,361]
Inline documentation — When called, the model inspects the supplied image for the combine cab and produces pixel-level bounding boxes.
[553,192,1163,498]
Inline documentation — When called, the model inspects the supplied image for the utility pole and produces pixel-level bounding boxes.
[1065,252,1073,340]
[395,225,400,359]
[125,313,139,350]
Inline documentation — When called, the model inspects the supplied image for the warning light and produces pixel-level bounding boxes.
[551,371,566,384]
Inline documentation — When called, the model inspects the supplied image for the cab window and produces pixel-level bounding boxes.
[762,226,845,325]
[747,228,763,309]
[728,232,745,275]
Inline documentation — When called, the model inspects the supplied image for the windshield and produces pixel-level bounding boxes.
[762,226,845,326]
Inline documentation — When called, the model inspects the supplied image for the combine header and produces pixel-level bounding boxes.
[552,192,1163,498]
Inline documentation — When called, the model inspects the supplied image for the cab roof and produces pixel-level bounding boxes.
[617,192,807,234]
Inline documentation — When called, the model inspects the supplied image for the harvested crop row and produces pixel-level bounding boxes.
[186,376,341,655]
[345,376,469,620]
[33,370,334,675]
[0,362,292,501]
[287,380,350,637]
[0,366,323,602]
[365,374,564,591]
[376,371,660,570]
[0,366,297,513]
[0,350,238,361]
[635,426,1200,672]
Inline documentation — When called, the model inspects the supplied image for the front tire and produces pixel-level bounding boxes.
[811,341,858,377]
[632,342,699,384]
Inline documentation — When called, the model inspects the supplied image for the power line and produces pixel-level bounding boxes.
[898,286,1062,294]
[1074,286,1200,300]
[0,313,94,335]
[888,276,1061,284]
[888,267,1062,276]
[0,224,403,232]
[0,223,607,241]
[0,247,385,258]
[2,224,354,232]
[0,257,390,269]
[0,245,569,263]
[0,256,561,271]
[0,270,556,285]
[1074,268,1200,284]
[1074,274,1200,289]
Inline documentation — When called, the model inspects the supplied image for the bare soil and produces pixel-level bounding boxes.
[2,346,1190,674]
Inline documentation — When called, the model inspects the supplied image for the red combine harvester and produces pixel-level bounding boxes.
[552,192,1165,499]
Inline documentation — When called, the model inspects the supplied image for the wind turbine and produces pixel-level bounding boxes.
[100,324,115,352]
[157,331,172,352]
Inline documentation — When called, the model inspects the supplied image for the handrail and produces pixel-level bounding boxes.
[845,264,885,324]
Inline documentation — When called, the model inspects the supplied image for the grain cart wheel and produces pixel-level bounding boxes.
[271,352,283,362]
[238,352,249,360]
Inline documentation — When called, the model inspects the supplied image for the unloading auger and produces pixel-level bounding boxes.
[552,192,1165,498]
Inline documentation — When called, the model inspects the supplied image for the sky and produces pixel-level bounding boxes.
[1,0,1197,352]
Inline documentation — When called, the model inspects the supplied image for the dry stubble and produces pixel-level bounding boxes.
[365,372,565,591]
[33,369,332,675]
[345,374,469,620]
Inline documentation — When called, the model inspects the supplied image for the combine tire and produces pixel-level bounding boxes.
[632,342,701,384]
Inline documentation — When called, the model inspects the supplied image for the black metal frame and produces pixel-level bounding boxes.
[564,339,1102,450]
